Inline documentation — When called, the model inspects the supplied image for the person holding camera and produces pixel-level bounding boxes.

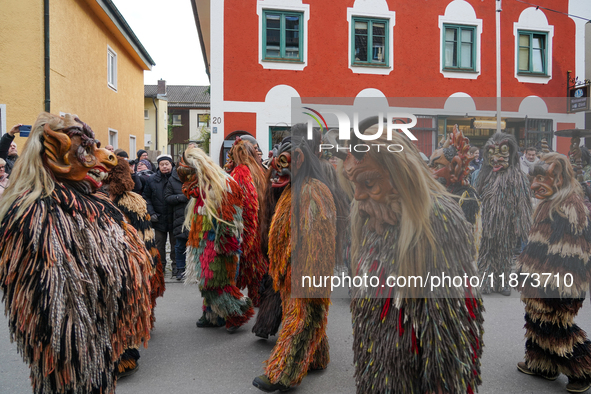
[143,155,176,277]
[0,124,23,175]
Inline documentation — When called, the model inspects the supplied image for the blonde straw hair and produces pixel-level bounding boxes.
[350,127,451,287]
[0,113,79,222]
[182,147,233,230]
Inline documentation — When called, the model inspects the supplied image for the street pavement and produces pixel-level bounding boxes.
[2,271,591,394]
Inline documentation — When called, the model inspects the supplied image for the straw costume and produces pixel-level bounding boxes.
[0,113,152,394]
[347,126,484,394]
[253,126,337,392]
[516,153,591,393]
[225,138,267,307]
[475,132,532,295]
[104,159,166,377]
[178,148,254,330]
[429,124,481,250]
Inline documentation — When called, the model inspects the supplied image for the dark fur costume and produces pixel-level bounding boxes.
[252,154,287,338]
[517,194,591,382]
[476,132,532,292]
[0,182,152,394]
[351,195,484,394]
[107,159,165,330]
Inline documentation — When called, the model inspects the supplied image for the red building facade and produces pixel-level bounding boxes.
[193,0,588,164]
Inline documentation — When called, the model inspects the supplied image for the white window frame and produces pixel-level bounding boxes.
[438,1,482,80]
[513,8,553,84]
[108,128,118,149]
[0,104,6,135]
[144,109,149,119]
[129,135,136,156]
[172,114,182,125]
[257,1,310,71]
[107,46,118,91]
[347,3,395,76]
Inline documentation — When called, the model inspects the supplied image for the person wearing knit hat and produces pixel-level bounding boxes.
[143,153,176,278]
[157,154,174,165]
[115,149,128,159]
[136,149,155,172]
[137,149,148,161]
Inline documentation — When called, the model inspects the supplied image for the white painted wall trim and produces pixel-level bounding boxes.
[0,105,6,135]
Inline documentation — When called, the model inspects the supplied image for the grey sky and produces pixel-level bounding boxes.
[112,0,209,86]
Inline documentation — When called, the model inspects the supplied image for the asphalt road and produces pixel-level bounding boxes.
[1,273,590,394]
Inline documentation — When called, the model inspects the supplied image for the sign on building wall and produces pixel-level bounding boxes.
[568,84,590,113]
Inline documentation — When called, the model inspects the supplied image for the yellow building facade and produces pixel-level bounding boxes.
[0,0,154,152]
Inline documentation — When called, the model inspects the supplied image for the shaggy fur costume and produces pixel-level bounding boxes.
[231,164,267,307]
[351,195,484,394]
[264,180,336,387]
[0,182,152,394]
[183,174,254,327]
[517,193,591,382]
[252,170,286,339]
[107,159,165,330]
[476,132,532,292]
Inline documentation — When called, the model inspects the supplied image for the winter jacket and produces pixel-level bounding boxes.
[131,172,144,195]
[142,170,173,232]
[0,133,18,175]
[164,168,189,240]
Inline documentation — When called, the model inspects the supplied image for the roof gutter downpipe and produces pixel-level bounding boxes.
[152,97,158,150]
[44,0,50,112]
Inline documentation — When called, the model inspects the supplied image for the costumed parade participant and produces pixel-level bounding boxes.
[0,113,152,394]
[429,124,481,249]
[252,141,288,340]
[224,137,267,306]
[178,147,254,331]
[103,159,166,377]
[475,132,532,295]
[253,125,337,392]
[516,153,591,393]
[348,122,484,394]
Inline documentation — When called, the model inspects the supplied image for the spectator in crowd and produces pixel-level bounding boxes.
[105,145,115,152]
[0,158,9,198]
[188,141,198,149]
[520,146,539,175]
[143,155,176,277]
[468,146,482,171]
[136,160,154,181]
[136,149,155,171]
[164,163,189,281]
[0,124,22,175]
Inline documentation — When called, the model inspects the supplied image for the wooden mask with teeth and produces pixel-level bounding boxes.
[43,115,115,186]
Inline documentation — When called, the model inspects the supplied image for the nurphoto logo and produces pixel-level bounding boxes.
[302,107,418,154]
